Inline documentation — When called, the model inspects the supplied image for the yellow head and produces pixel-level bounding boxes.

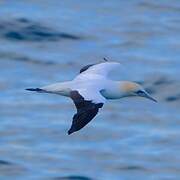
[121,81,157,102]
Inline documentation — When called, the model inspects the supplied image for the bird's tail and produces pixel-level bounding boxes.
[25,88,45,92]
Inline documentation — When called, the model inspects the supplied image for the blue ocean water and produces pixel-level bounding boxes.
[0,1,180,180]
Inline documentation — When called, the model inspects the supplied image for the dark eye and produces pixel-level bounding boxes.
[136,90,144,95]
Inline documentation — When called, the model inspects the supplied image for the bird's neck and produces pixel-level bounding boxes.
[101,81,131,99]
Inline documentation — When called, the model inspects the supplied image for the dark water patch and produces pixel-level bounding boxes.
[52,176,93,180]
[0,51,56,66]
[58,33,81,40]
[165,94,180,102]
[118,165,148,171]
[138,2,180,12]
[0,24,5,31]
[0,160,13,166]
[5,31,25,41]
[1,19,82,42]
[0,160,27,177]
[17,18,30,24]
[153,77,172,86]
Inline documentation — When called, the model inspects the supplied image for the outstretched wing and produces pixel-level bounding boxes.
[68,90,105,135]
[79,61,121,77]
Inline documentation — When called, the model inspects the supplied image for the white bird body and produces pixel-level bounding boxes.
[26,61,156,135]
[42,79,124,100]
[42,62,123,100]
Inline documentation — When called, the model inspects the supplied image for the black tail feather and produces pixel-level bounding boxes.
[25,88,44,92]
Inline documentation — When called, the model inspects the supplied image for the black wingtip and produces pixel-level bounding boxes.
[67,129,74,135]
[25,88,43,92]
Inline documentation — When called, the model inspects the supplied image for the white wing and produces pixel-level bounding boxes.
[75,87,106,104]
[79,61,121,77]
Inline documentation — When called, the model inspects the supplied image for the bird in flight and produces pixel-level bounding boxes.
[26,60,157,135]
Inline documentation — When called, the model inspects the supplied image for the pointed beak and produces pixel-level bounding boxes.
[143,92,157,103]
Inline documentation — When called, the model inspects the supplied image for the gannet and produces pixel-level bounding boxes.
[26,60,157,135]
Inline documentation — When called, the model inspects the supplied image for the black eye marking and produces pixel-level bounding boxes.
[136,90,144,95]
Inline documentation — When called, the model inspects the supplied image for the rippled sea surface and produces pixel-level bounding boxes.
[0,1,180,180]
